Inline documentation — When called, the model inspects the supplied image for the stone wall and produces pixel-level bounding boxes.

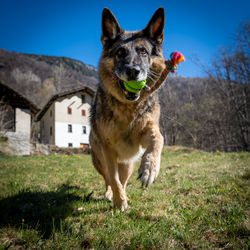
[0,137,90,156]
[0,131,30,155]
[31,143,90,155]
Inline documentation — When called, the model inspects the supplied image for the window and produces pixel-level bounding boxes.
[80,143,88,149]
[50,126,52,136]
[81,109,86,116]
[82,126,87,134]
[67,107,72,114]
[68,143,73,147]
[81,95,85,104]
[68,124,72,133]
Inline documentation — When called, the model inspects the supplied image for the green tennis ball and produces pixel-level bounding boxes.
[123,80,147,93]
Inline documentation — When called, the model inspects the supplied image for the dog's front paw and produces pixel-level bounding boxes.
[138,162,156,187]
[138,155,160,187]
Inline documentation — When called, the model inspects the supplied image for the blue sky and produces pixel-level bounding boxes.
[0,0,249,77]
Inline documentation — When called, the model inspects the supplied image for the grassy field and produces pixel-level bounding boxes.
[0,146,249,249]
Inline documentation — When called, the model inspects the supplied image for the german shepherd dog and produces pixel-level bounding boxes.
[90,8,165,210]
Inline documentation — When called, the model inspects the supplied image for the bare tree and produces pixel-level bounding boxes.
[209,22,250,151]
[0,99,15,138]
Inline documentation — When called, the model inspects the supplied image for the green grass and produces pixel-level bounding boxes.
[0,147,249,249]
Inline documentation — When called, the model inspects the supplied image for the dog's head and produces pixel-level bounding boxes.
[99,8,166,103]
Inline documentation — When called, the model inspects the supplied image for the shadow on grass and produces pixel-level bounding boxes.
[0,184,100,238]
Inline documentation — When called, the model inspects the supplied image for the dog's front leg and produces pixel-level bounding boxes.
[103,147,128,211]
[138,122,164,187]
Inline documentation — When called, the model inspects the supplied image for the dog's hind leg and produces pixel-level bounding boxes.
[102,148,128,211]
[91,147,113,201]
[118,162,134,199]
[90,134,113,201]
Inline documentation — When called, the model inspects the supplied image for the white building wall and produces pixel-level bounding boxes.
[54,93,91,125]
[15,108,31,134]
[54,92,92,148]
[55,122,90,148]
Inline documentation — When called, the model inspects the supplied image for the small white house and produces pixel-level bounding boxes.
[36,87,95,148]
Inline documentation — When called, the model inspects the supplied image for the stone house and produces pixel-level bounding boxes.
[36,87,95,148]
[0,82,39,155]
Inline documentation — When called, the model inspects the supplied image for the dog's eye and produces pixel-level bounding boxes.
[138,48,148,56]
[117,48,127,57]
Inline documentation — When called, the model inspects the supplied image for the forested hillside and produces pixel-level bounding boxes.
[159,76,249,152]
[159,22,250,152]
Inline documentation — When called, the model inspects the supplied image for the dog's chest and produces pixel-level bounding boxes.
[103,116,144,161]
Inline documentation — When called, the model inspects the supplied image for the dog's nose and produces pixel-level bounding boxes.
[125,65,140,80]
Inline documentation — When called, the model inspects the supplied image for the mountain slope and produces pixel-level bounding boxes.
[0,49,99,109]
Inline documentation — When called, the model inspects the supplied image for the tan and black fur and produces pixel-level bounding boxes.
[90,8,165,210]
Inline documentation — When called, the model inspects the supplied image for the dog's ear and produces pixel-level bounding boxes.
[101,8,122,46]
[143,8,165,44]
